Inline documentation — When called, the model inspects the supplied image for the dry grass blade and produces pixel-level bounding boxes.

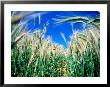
[15,33,26,43]
[60,33,67,46]
[54,16,89,24]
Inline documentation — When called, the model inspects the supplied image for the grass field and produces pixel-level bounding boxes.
[11,11,100,77]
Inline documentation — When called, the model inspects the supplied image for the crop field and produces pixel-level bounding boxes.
[11,11,100,77]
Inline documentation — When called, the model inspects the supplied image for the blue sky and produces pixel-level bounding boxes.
[16,11,100,48]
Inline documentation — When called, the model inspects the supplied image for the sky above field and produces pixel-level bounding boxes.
[13,11,100,48]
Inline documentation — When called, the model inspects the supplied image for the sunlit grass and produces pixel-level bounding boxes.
[11,12,100,77]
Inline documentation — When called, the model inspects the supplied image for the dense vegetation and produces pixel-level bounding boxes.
[11,12,100,77]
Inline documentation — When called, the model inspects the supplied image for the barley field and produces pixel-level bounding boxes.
[11,11,100,77]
